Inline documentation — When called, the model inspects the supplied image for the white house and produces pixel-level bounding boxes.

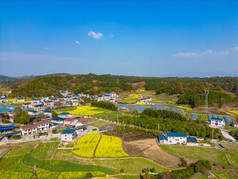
[0,96,7,103]
[43,110,53,117]
[51,117,66,124]
[210,117,225,128]
[44,100,54,107]
[61,128,77,141]
[58,112,71,118]
[21,125,38,136]
[35,120,50,131]
[60,90,69,97]
[233,121,238,128]
[16,98,25,103]
[28,110,38,116]
[22,103,33,109]
[64,118,78,126]
[158,132,187,145]
[31,99,42,105]
[41,96,49,102]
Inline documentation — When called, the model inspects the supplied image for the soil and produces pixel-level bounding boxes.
[123,138,189,168]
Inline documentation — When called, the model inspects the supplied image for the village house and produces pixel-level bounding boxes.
[158,132,187,145]
[64,118,78,126]
[60,90,69,97]
[43,110,53,117]
[41,96,49,102]
[33,104,45,112]
[21,125,38,135]
[139,97,152,104]
[16,98,25,103]
[35,120,50,131]
[51,117,66,124]
[58,112,71,118]
[31,99,42,105]
[0,96,7,103]
[209,115,225,128]
[61,128,77,141]
[71,98,80,106]
[27,109,38,116]
[44,100,54,107]
[233,121,238,128]
[22,103,33,109]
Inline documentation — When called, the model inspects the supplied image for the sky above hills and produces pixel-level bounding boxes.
[0,0,238,77]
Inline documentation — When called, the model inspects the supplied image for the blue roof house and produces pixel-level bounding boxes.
[158,132,187,145]
[61,128,77,141]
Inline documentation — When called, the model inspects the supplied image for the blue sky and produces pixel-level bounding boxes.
[0,0,238,77]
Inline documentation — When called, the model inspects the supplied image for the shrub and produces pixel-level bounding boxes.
[12,135,21,139]
[150,167,156,173]
[120,169,124,173]
[86,172,93,178]
[52,129,57,134]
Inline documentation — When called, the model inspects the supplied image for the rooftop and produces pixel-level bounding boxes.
[166,132,187,138]
[61,128,75,134]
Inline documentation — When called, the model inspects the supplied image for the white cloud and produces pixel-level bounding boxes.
[88,31,103,39]
[217,51,230,55]
[232,46,238,51]
[43,47,49,50]
[172,52,198,57]
[75,41,80,45]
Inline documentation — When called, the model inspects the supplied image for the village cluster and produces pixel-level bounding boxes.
[0,90,237,146]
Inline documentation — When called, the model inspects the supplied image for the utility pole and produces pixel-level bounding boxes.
[212,128,214,140]
[117,114,118,124]
[158,124,160,131]
[205,90,209,113]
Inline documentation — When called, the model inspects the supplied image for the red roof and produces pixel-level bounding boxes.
[21,124,37,130]
[78,119,86,124]
[64,118,76,122]
[36,120,50,125]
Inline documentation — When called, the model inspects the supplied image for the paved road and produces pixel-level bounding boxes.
[221,129,236,141]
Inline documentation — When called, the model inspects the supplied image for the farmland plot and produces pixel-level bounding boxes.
[73,133,101,158]
[95,135,129,158]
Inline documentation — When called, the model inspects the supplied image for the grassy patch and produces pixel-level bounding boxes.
[23,153,115,174]
[6,142,39,157]
[0,156,34,172]
[93,158,166,174]
[214,173,238,179]
[0,169,33,178]
[160,145,238,167]
[89,121,113,128]
[32,141,60,160]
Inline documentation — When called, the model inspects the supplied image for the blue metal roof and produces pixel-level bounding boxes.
[62,128,75,134]
[52,117,66,121]
[59,112,70,115]
[4,131,21,137]
[192,114,197,119]
[187,137,197,142]
[211,118,223,121]
[43,110,53,113]
[166,132,187,137]
[0,125,15,131]
[35,104,43,107]
[224,116,232,124]
[157,133,168,141]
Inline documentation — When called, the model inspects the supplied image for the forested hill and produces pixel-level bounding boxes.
[1,73,238,107]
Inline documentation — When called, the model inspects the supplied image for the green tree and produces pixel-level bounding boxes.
[52,112,58,118]
[14,111,30,124]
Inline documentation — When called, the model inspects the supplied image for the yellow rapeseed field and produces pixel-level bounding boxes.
[229,111,238,115]
[73,133,101,158]
[95,135,129,158]
[66,106,106,116]
[176,106,193,111]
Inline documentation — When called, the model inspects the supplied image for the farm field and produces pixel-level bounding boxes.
[32,141,60,160]
[89,120,113,128]
[94,111,125,121]
[95,135,129,158]
[160,145,238,167]
[64,106,107,116]
[214,173,238,179]
[93,158,166,174]
[73,133,101,158]
[229,110,238,115]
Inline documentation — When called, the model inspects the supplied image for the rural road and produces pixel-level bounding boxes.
[221,129,236,141]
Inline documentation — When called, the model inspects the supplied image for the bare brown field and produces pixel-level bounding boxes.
[123,138,193,168]
[0,144,13,158]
